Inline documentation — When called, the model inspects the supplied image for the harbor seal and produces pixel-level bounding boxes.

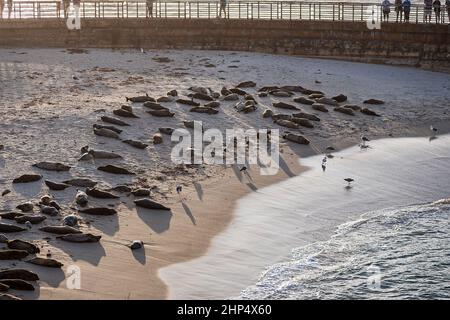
[16,202,34,213]
[27,257,63,268]
[134,199,171,211]
[58,233,101,243]
[283,133,310,145]
[101,116,130,126]
[39,225,82,235]
[0,249,29,260]
[94,128,120,139]
[33,162,71,172]
[125,94,154,103]
[334,106,355,116]
[123,140,148,149]
[7,239,40,254]
[86,187,119,199]
[12,174,42,184]
[153,133,163,144]
[273,102,298,110]
[147,109,175,117]
[75,190,88,206]
[190,107,219,114]
[0,223,27,233]
[176,98,201,107]
[63,178,97,188]
[15,214,47,225]
[45,180,70,191]
[113,108,139,118]
[293,97,315,105]
[0,279,34,291]
[79,207,117,216]
[93,124,123,134]
[0,269,39,281]
[97,165,135,175]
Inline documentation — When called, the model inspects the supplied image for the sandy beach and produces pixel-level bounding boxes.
[1,48,449,299]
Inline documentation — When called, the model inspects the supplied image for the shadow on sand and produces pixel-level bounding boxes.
[136,207,173,234]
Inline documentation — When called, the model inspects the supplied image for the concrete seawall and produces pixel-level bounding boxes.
[0,19,449,71]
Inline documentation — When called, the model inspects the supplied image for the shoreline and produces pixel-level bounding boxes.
[160,126,450,299]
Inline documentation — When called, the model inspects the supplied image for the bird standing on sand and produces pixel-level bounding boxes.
[430,125,438,136]
[240,166,248,173]
[344,178,354,187]
[361,136,370,148]
[322,157,327,172]
[176,185,182,194]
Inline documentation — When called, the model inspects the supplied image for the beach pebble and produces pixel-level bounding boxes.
[130,240,144,250]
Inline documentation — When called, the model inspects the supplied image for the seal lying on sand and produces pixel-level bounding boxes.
[134,199,171,211]
[33,162,71,172]
[0,279,34,291]
[58,233,101,243]
[126,94,154,103]
[0,269,39,281]
[45,180,70,191]
[101,116,130,126]
[93,124,123,134]
[0,223,27,233]
[79,207,117,216]
[123,140,148,149]
[94,128,120,139]
[27,257,63,268]
[7,240,40,254]
[39,226,81,235]
[0,249,29,260]
[15,214,46,225]
[63,178,97,188]
[12,174,42,184]
[86,187,119,199]
[98,165,135,175]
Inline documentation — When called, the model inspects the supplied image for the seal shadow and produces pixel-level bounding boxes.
[131,247,147,265]
[51,240,107,267]
[182,201,196,225]
[136,207,172,234]
[193,181,203,201]
[24,263,66,289]
[232,164,243,182]
[79,211,120,237]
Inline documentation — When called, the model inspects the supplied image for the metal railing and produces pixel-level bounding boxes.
[0,1,449,24]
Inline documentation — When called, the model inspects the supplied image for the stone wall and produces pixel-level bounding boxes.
[0,19,449,71]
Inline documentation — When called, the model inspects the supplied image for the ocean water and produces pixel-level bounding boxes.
[240,199,450,299]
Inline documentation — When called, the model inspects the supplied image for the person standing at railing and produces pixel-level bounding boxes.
[6,0,12,19]
[433,0,441,22]
[0,0,4,19]
[146,0,155,18]
[218,0,228,18]
[402,0,411,22]
[446,0,450,22]
[381,0,391,21]
[424,0,433,22]
[395,0,403,21]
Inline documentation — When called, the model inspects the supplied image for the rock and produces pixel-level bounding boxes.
[17,202,34,213]
[0,234,8,243]
[40,205,59,216]
[130,240,144,250]
[332,94,348,103]
[27,257,63,268]
[58,233,101,243]
[79,207,117,216]
[229,88,247,96]
[98,165,135,175]
[342,104,362,111]
[157,96,174,103]
[94,128,120,139]
[309,93,324,99]
[63,178,97,188]
[75,191,88,206]
[334,106,355,116]
[283,133,310,145]
[176,98,200,107]
[110,185,132,193]
[1,190,11,197]
[271,113,291,121]
[361,108,380,116]
[159,127,175,135]
[167,89,178,97]
[153,133,163,144]
[205,101,220,108]
[101,116,130,126]
[0,249,29,260]
[311,103,329,112]
[0,269,39,281]
[316,97,338,106]
[12,174,42,184]
[125,94,153,103]
[0,293,22,300]
[223,93,239,101]
[0,279,34,291]
[147,109,175,117]
[293,97,315,105]
[93,124,123,134]
[364,98,385,105]
[262,109,273,118]
[62,214,80,227]
[292,112,321,122]
[0,223,27,233]
[86,188,119,199]
[15,214,46,225]
[113,108,139,118]
[134,199,171,211]
[0,212,23,220]
[290,117,314,128]
[273,102,298,110]
[132,189,151,197]
[190,107,219,114]
[39,226,82,235]
[143,101,166,110]
[189,92,214,101]
[45,180,70,191]
[274,119,299,129]
[123,140,148,149]
[236,81,257,88]
[7,240,40,254]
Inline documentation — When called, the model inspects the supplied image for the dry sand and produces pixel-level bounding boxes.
[0,48,449,299]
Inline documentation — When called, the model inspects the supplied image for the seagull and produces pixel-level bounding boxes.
[361,136,370,148]
[176,185,182,194]
[344,178,354,187]
[239,166,248,173]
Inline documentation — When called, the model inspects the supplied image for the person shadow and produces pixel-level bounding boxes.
[182,201,196,225]
[193,181,203,201]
